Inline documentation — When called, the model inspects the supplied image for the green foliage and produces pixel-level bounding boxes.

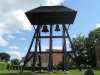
[11,58,20,65]
[84,27,100,66]
[72,33,86,52]
[80,64,85,69]
[0,59,6,62]
[0,59,7,70]
[56,61,62,70]
[71,27,100,67]
[71,33,87,64]
[0,62,7,70]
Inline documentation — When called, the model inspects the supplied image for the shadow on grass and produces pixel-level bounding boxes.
[92,67,100,70]
[0,71,65,75]
[0,72,32,75]
[36,71,64,74]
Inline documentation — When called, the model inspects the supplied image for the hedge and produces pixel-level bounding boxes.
[9,65,47,71]
[0,62,7,70]
[8,65,21,70]
[24,66,47,70]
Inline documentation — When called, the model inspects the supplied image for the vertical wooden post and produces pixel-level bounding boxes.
[62,24,69,73]
[48,25,53,73]
[62,44,65,71]
[62,26,64,71]
[38,26,42,72]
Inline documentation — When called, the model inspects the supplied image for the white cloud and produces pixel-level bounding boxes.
[72,33,84,39]
[0,35,9,46]
[10,46,20,50]
[25,45,62,52]
[0,0,65,46]
[25,46,47,52]
[24,44,72,52]
[0,9,32,35]
[46,0,65,5]
[72,35,77,38]
[6,51,25,60]
[20,37,26,41]
[35,45,62,51]
[6,35,16,39]
[24,47,28,50]
[11,10,32,31]
[96,23,100,28]
[53,46,62,49]
[41,45,49,51]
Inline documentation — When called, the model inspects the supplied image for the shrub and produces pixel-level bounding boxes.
[0,62,7,70]
[80,64,85,69]
[0,59,6,63]
[24,66,32,70]
[10,65,20,70]
[11,59,20,65]
[24,66,47,71]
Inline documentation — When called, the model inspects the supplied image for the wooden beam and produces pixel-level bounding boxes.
[48,25,53,72]
[34,36,68,38]
[20,27,37,73]
[29,51,73,54]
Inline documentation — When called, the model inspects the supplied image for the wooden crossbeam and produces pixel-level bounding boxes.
[29,51,73,54]
[34,36,68,38]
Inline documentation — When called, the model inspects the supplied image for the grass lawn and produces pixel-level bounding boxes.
[0,68,100,75]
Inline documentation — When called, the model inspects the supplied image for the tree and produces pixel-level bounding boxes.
[85,27,100,66]
[71,27,100,67]
[71,33,87,65]
[11,58,20,65]
[0,53,10,61]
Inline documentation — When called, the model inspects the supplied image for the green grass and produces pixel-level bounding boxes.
[0,68,100,75]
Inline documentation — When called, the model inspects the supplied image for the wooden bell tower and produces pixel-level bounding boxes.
[20,5,81,74]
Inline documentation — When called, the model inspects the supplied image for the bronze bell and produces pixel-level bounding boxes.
[42,25,49,32]
[55,24,60,31]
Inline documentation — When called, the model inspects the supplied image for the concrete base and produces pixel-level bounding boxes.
[48,71,53,74]
[31,72,36,75]
[41,69,43,72]
[64,71,69,74]
[19,71,23,73]
[52,70,55,72]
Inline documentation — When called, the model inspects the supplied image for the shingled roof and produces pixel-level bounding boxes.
[25,5,77,25]
[26,6,76,12]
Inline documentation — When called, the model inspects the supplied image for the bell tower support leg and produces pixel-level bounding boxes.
[38,26,42,72]
[31,26,40,73]
[19,27,37,73]
[62,45,64,71]
[62,24,69,73]
[62,26,65,71]
[38,40,42,72]
[48,25,53,73]
[65,26,82,71]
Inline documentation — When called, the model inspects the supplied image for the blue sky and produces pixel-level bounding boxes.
[0,0,100,60]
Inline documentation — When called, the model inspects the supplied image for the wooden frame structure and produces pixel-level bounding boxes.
[20,5,81,74]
